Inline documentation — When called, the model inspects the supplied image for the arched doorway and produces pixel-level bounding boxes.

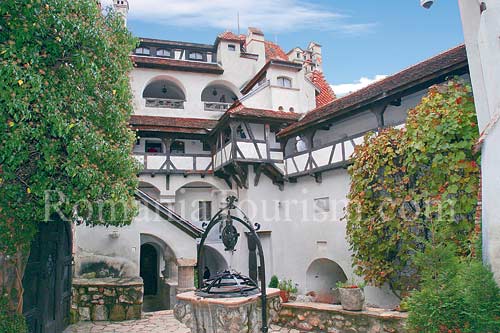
[22,219,72,333]
[201,245,228,279]
[140,244,158,296]
[306,258,347,303]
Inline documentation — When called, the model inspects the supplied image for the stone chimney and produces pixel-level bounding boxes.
[113,0,129,26]
[246,27,266,68]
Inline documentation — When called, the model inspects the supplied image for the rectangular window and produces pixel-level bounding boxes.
[314,197,330,213]
[188,51,204,60]
[228,44,236,51]
[145,141,162,153]
[199,201,212,221]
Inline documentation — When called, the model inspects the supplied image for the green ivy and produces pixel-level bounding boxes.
[0,0,140,312]
[0,293,27,333]
[346,80,480,294]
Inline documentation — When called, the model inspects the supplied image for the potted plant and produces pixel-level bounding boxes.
[336,280,366,311]
[268,275,279,289]
[278,279,297,303]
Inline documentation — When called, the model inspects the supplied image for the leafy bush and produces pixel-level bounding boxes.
[268,275,279,288]
[336,279,366,289]
[346,80,480,294]
[278,279,298,293]
[407,245,500,333]
[0,294,27,333]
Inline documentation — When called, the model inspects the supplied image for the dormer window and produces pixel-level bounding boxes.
[277,77,292,88]
[296,52,301,58]
[188,51,204,60]
[156,49,171,57]
[228,44,236,51]
[135,47,150,55]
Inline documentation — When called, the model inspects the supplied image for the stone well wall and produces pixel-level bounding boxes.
[275,302,407,333]
[71,278,143,323]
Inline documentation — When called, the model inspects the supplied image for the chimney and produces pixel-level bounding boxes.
[308,42,323,72]
[246,27,266,68]
[113,0,129,26]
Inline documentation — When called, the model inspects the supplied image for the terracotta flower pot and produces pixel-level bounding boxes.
[279,290,290,303]
[339,287,365,311]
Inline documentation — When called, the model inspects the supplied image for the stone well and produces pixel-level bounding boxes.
[174,288,281,333]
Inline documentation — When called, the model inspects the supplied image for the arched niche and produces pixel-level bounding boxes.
[200,245,228,278]
[201,84,237,103]
[143,79,185,100]
[306,258,348,303]
[139,181,161,200]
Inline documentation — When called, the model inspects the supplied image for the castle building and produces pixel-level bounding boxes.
[73,0,471,312]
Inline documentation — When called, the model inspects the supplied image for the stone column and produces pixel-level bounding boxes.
[177,258,197,293]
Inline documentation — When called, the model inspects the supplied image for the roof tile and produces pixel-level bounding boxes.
[279,44,468,137]
[310,70,336,107]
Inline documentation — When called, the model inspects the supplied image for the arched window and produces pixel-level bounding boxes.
[277,76,292,88]
[188,51,204,60]
[201,84,237,111]
[135,47,150,55]
[143,79,185,108]
[156,49,171,57]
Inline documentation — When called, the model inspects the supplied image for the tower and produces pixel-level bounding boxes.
[113,0,129,26]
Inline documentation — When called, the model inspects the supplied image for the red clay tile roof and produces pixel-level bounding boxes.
[217,31,245,43]
[265,41,289,61]
[279,44,468,138]
[226,103,302,122]
[310,70,336,107]
[130,115,218,135]
[131,55,224,74]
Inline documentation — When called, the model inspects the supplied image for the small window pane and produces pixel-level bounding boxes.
[228,44,236,51]
[277,77,292,88]
[199,201,212,221]
[314,197,330,213]
[170,141,185,154]
[145,141,162,153]
[157,49,171,57]
[135,47,150,55]
[188,52,203,60]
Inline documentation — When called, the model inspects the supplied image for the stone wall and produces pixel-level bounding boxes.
[71,278,143,323]
[275,302,407,333]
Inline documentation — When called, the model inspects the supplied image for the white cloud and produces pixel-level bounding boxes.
[330,75,388,97]
[102,0,375,34]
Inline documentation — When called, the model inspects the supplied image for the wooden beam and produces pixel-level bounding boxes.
[254,164,264,187]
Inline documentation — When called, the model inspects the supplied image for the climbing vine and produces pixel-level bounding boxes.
[346,80,480,294]
[0,0,139,314]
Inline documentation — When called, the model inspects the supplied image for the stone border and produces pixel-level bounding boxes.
[71,278,144,323]
[276,302,407,332]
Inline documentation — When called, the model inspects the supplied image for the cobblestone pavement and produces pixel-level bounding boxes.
[64,310,293,333]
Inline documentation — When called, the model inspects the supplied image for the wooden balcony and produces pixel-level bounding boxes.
[145,98,184,109]
[134,152,212,174]
[204,102,232,112]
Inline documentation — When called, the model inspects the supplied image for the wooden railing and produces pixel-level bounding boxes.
[204,102,232,112]
[145,98,184,109]
[134,152,212,174]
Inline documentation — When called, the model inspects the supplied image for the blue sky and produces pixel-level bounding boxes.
[117,0,464,95]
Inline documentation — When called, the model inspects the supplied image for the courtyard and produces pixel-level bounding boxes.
[63,310,292,333]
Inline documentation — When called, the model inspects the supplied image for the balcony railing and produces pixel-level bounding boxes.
[204,102,232,112]
[145,98,184,109]
[134,152,213,174]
